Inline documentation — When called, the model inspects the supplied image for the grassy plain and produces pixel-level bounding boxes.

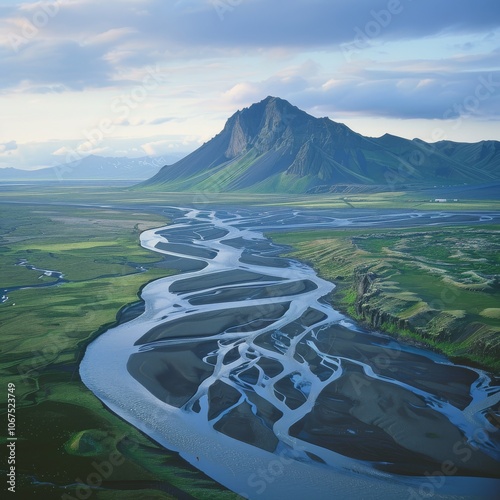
[1,183,499,498]
[266,190,500,211]
[0,200,239,499]
[271,225,500,372]
[3,182,499,211]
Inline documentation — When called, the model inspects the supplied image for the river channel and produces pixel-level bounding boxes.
[80,207,500,499]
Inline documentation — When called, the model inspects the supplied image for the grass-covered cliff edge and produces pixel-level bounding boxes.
[270,224,500,373]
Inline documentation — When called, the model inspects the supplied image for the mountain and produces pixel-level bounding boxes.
[0,155,175,182]
[141,96,500,194]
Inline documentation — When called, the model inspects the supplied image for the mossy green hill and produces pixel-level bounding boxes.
[139,96,500,194]
[270,225,500,372]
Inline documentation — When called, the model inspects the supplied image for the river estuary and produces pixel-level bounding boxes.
[80,207,500,499]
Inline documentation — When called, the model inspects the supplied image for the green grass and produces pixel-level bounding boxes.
[270,224,500,372]
[267,191,500,210]
[0,202,240,499]
[339,287,359,318]
[393,268,499,313]
[2,182,499,211]
[1,272,168,362]
[0,183,499,496]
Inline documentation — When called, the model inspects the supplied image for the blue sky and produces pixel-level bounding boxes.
[0,0,499,169]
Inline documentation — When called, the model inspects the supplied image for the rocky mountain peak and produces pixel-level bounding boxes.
[140,97,500,193]
[223,96,315,157]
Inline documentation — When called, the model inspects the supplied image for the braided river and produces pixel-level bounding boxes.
[80,207,500,499]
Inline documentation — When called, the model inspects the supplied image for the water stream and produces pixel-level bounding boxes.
[80,207,500,499]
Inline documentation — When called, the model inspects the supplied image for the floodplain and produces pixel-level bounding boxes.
[1,184,499,498]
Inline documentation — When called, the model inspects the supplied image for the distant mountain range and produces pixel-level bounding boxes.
[140,96,500,194]
[0,155,173,182]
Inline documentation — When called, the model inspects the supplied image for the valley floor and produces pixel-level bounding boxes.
[0,201,239,499]
[1,184,499,498]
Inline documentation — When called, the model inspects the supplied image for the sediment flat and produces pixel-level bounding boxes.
[81,207,500,499]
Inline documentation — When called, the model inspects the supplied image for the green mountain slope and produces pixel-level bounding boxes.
[138,97,500,193]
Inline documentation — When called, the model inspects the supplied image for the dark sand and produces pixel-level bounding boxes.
[187,279,317,305]
[131,317,500,474]
[123,208,500,480]
[169,269,284,294]
[155,241,218,260]
[127,340,218,407]
[214,401,278,453]
[291,361,500,477]
[135,302,291,344]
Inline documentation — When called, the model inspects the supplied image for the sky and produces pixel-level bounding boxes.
[0,0,499,170]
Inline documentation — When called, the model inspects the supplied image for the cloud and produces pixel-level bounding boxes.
[81,27,137,46]
[1,0,498,93]
[0,39,114,91]
[0,0,499,159]
[224,82,263,104]
[0,140,65,169]
[221,49,500,122]
[223,60,319,105]
[51,145,72,156]
[0,136,192,170]
[144,0,500,49]
[0,140,18,153]
[141,137,201,156]
[149,116,174,125]
[141,139,173,156]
